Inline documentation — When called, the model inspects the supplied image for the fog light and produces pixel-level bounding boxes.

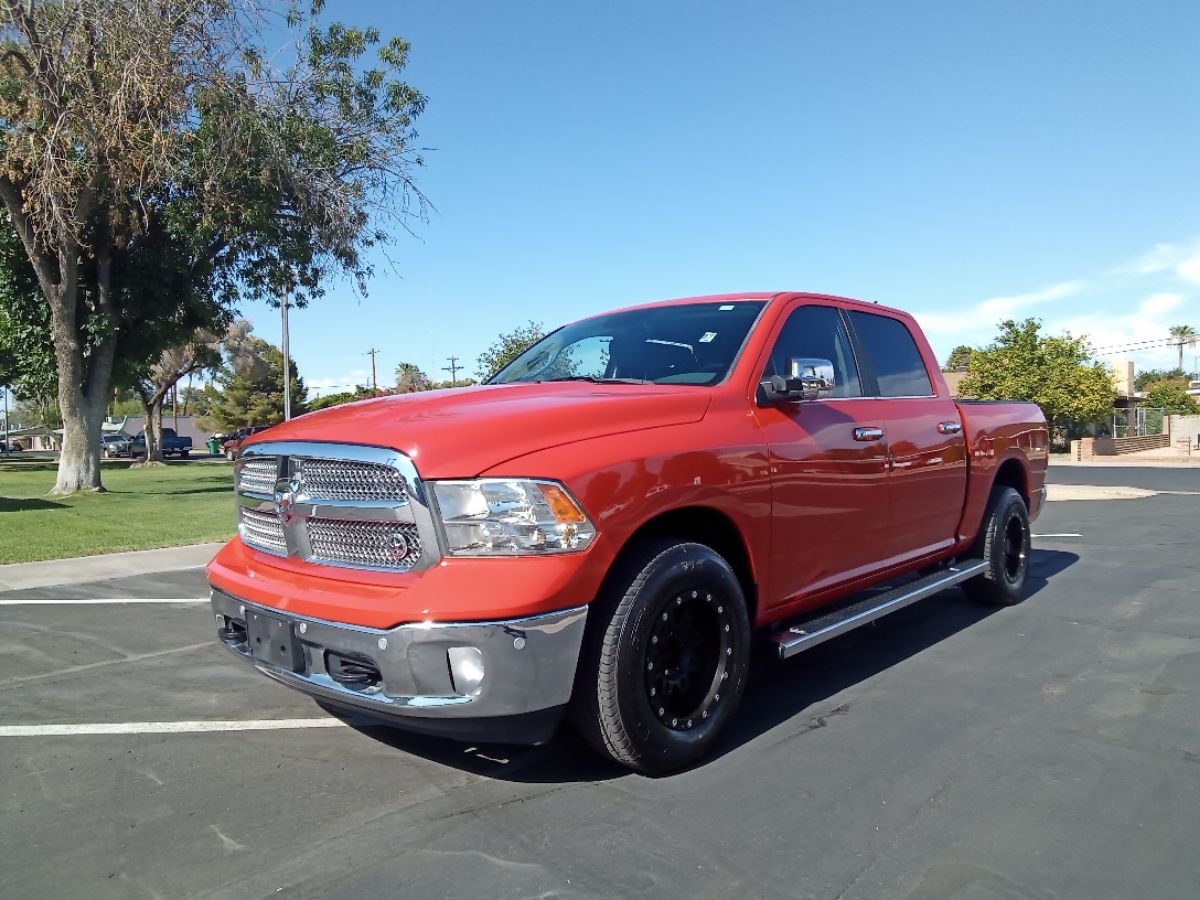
[447,646,485,697]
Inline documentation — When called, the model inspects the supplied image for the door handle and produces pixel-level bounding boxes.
[853,427,885,442]
[937,421,963,435]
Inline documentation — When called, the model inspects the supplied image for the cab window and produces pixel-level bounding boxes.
[763,305,862,398]
[848,311,934,397]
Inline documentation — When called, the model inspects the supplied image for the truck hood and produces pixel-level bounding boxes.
[248,382,712,478]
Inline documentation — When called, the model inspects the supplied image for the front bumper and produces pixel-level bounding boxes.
[210,587,587,745]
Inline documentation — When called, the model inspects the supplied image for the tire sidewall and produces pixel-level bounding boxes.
[611,544,751,770]
[986,489,1031,601]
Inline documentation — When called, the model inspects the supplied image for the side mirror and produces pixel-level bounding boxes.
[759,357,837,403]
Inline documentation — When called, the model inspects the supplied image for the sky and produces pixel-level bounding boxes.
[244,0,1200,396]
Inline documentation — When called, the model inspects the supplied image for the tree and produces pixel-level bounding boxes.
[130,329,223,464]
[394,362,432,393]
[1143,380,1200,415]
[943,345,975,372]
[1134,368,1195,392]
[476,321,545,381]
[0,1,426,494]
[205,337,306,432]
[1169,325,1198,372]
[959,319,1114,447]
[307,390,357,412]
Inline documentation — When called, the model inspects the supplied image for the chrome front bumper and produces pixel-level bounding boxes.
[210,588,587,744]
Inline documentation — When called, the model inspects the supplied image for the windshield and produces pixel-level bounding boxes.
[488,301,767,386]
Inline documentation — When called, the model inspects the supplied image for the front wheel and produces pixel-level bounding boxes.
[572,540,751,774]
[965,486,1031,606]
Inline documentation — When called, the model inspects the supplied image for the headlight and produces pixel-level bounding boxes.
[431,479,596,556]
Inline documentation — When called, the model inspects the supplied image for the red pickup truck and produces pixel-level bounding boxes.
[208,292,1048,772]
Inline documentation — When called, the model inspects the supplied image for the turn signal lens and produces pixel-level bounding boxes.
[539,484,587,524]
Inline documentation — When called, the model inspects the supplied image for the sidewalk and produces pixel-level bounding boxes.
[0,543,222,592]
[1049,453,1200,468]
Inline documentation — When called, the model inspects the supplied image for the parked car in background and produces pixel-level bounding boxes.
[101,433,133,458]
[0,438,24,451]
[221,425,272,461]
[130,427,193,459]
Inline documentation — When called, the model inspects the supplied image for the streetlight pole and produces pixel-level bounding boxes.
[2,384,9,457]
[281,291,292,421]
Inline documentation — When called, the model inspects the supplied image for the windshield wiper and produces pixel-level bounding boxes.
[537,375,654,385]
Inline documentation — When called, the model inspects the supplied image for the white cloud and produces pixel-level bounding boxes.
[1177,254,1200,284]
[913,280,1083,349]
[918,234,1200,370]
[309,369,369,394]
[1139,292,1183,317]
[976,280,1082,318]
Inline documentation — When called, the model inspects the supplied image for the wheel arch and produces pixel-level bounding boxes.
[601,505,759,625]
[990,456,1030,508]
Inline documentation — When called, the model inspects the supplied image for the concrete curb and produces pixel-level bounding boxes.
[0,542,223,592]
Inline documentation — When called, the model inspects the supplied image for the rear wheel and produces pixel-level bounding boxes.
[572,540,751,774]
[965,486,1031,606]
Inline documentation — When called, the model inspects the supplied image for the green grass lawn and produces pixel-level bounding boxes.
[0,460,236,564]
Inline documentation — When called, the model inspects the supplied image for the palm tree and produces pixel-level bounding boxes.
[1170,325,1198,371]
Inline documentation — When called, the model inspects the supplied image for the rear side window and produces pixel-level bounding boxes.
[849,312,934,397]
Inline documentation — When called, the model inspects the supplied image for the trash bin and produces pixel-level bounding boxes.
[206,437,220,455]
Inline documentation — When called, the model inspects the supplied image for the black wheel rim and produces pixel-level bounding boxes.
[644,589,733,731]
[1002,513,1028,583]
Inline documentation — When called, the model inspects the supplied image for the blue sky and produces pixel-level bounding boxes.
[246,1,1200,395]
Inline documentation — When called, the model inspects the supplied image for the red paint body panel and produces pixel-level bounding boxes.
[208,291,1048,632]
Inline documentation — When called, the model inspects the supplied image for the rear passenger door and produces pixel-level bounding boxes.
[754,303,893,612]
[847,311,967,565]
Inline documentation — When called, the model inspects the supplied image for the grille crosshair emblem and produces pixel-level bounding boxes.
[274,487,295,525]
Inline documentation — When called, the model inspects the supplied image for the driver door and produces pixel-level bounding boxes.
[753,302,893,614]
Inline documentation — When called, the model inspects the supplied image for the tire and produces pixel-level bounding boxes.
[965,486,1031,606]
[226,449,235,461]
[572,539,752,774]
[179,450,189,459]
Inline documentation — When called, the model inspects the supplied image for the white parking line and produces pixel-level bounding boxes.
[0,719,351,737]
[1033,533,1083,538]
[0,597,207,606]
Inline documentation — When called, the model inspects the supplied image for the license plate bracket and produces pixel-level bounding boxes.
[246,609,305,673]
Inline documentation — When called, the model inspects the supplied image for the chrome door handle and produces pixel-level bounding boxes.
[937,421,963,435]
[853,427,885,442]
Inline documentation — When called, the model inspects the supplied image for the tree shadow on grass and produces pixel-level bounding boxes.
[0,496,68,511]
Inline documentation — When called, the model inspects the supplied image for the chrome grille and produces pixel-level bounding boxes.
[307,518,421,570]
[237,456,280,495]
[239,507,287,556]
[296,457,407,503]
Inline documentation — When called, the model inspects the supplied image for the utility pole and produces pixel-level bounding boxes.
[2,384,9,456]
[367,348,379,391]
[443,355,461,387]
[281,291,292,421]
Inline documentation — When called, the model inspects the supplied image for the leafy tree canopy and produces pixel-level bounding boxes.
[1134,367,1196,392]
[476,321,545,382]
[959,319,1113,442]
[394,362,432,393]
[943,345,975,372]
[204,338,306,432]
[1143,380,1200,415]
[0,0,426,493]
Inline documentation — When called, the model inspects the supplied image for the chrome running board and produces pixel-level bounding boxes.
[769,560,988,659]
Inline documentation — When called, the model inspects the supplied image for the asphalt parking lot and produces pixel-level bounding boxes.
[2,466,1198,899]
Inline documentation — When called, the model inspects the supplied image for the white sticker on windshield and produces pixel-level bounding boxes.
[718,304,735,310]
[699,331,717,343]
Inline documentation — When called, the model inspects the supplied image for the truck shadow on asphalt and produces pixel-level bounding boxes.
[337,548,1079,783]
